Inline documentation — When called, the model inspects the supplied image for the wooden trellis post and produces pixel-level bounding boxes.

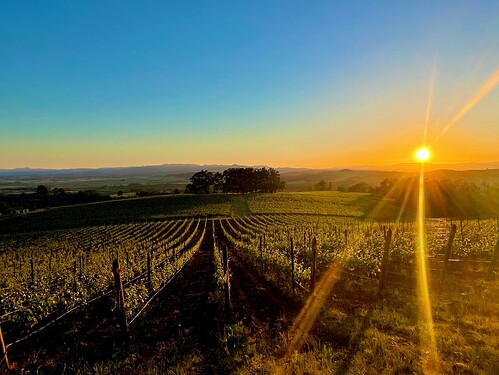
[259,236,264,273]
[222,246,232,323]
[310,236,317,292]
[73,260,78,292]
[0,325,9,370]
[441,224,457,282]
[487,230,499,279]
[147,251,152,291]
[80,254,85,275]
[30,254,35,289]
[378,228,392,297]
[112,259,128,334]
[290,236,295,297]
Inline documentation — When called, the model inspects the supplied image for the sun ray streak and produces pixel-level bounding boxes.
[424,63,437,145]
[396,181,414,223]
[369,179,401,219]
[437,48,494,127]
[416,162,439,373]
[433,66,499,143]
[276,262,340,374]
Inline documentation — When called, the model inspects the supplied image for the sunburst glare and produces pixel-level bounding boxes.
[416,160,439,373]
[415,147,431,163]
[415,147,431,162]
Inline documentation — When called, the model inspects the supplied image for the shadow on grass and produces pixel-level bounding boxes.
[334,302,377,375]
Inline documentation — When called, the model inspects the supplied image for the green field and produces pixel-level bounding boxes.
[247,191,400,219]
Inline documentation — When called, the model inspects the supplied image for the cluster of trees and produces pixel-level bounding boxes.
[186,167,285,194]
[313,180,332,191]
[374,178,499,218]
[0,185,111,213]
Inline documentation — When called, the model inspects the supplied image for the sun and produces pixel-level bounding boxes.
[415,147,431,162]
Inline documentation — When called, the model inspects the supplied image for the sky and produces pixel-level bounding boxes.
[1,1,498,169]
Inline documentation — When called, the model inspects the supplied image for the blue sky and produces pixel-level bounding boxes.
[1,1,498,168]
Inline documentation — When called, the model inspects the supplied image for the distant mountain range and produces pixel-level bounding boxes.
[0,164,239,178]
[330,162,499,172]
[1,162,498,178]
[1,163,498,192]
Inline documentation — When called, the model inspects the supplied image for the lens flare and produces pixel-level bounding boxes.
[433,66,499,143]
[276,262,340,374]
[423,61,437,144]
[416,160,439,373]
[415,147,431,162]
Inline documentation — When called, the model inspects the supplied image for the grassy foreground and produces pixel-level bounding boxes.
[30,265,498,375]
[235,275,499,375]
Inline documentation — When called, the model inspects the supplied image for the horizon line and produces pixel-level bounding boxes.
[1,160,499,172]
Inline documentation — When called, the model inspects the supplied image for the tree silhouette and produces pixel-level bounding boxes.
[36,185,49,196]
[186,170,223,194]
[187,167,284,194]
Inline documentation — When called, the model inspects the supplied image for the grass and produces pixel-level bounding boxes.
[230,195,252,216]
[40,273,498,374]
[235,273,499,375]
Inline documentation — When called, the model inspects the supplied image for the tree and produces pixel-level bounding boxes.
[223,168,254,193]
[213,172,224,193]
[186,170,223,194]
[187,167,285,194]
[348,182,372,193]
[374,178,395,196]
[222,167,284,193]
[314,180,328,191]
[52,187,66,196]
[36,185,49,196]
[266,168,285,193]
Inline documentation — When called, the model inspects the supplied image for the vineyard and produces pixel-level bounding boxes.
[246,192,400,218]
[219,216,498,294]
[1,218,207,336]
[0,204,498,373]
[0,191,402,235]
[0,194,233,234]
